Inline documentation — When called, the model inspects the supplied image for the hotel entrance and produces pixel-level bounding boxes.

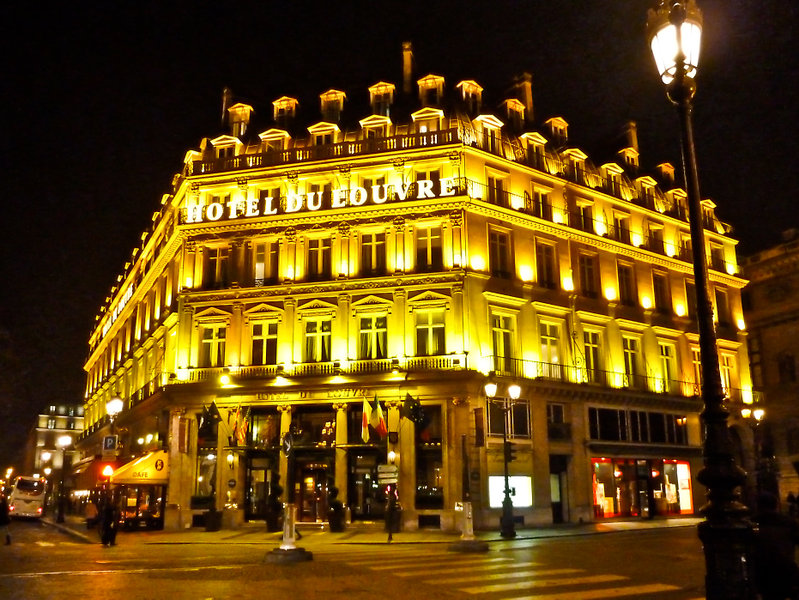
[295,455,331,523]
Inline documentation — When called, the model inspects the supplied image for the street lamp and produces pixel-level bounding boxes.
[485,380,521,539]
[56,435,72,524]
[106,396,124,430]
[740,407,776,503]
[647,2,753,598]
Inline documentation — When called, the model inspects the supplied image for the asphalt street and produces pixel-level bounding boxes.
[0,518,707,600]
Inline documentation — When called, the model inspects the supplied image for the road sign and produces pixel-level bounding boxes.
[377,464,398,484]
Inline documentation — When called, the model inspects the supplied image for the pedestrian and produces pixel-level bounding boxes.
[752,492,799,600]
[0,495,11,545]
[99,500,119,547]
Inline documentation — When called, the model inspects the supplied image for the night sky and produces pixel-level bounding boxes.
[2,1,796,466]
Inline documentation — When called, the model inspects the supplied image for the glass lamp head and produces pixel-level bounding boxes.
[106,397,124,417]
[647,0,703,85]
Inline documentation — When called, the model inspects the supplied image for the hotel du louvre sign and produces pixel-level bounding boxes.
[184,176,461,225]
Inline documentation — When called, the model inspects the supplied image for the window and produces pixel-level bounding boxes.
[253,240,279,286]
[416,227,443,271]
[307,238,331,281]
[304,319,331,363]
[204,246,229,289]
[778,352,796,384]
[618,263,636,306]
[588,408,626,442]
[314,132,333,146]
[715,288,730,326]
[487,399,530,439]
[653,272,670,314]
[659,343,677,393]
[531,190,552,220]
[491,314,514,374]
[415,310,445,356]
[372,92,391,117]
[685,281,697,318]
[362,176,386,203]
[720,354,735,395]
[584,331,601,383]
[487,176,506,206]
[199,325,226,367]
[489,230,512,279]
[215,146,234,159]
[623,337,640,388]
[591,408,688,445]
[47,418,55,429]
[359,315,388,360]
[539,322,562,379]
[547,403,565,424]
[361,233,386,275]
[251,322,278,366]
[536,242,557,289]
[613,215,631,244]
[578,254,599,298]
[692,348,702,393]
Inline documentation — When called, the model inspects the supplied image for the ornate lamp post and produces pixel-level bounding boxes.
[647,2,753,597]
[56,435,72,524]
[485,380,521,539]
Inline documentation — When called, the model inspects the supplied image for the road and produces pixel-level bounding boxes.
[0,519,706,600]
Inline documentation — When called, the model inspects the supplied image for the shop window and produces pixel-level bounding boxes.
[416,226,443,271]
[304,319,331,363]
[415,405,443,509]
[251,322,278,366]
[194,450,217,499]
[415,310,445,356]
[361,232,386,276]
[250,411,281,449]
[358,315,387,360]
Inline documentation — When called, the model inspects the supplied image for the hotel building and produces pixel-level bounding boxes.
[76,45,752,531]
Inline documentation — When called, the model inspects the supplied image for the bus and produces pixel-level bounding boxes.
[8,476,47,518]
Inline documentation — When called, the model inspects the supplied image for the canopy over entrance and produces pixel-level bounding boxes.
[111,450,169,485]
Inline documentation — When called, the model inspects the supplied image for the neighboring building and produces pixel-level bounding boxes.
[77,44,752,531]
[24,403,84,506]
[741,229,799,498]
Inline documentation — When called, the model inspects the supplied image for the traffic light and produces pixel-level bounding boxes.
[503,441,517,462]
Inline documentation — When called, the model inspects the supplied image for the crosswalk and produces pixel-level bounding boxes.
[327,546,700,599]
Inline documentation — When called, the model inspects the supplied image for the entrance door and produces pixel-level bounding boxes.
[245,454,279,521]
[348,450,386,521]
[295,459,330,523]
[549,455,569,523]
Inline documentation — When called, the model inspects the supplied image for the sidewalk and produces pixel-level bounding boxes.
[41,514,702,547]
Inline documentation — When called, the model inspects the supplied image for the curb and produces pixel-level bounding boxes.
[41,518,94,544]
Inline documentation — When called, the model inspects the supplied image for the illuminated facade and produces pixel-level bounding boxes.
[78,47,752,531]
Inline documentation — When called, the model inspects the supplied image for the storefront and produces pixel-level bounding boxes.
[110,450,169,529]
[591,457,693,518]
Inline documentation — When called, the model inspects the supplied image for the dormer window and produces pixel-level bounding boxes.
[227,103,253,137]
[502,99,525,131]
[307,123,339,147]
[259,129,291,153]
[272,96,298,128]
[209,135,241,161]
[417,74,445,107]
[657,162,676,187]
[320,89,346,123]
[474,115,504,154]
[456,80,483,114]
[360,115,391,142]
[411,107,444,135]
[216,145,234,159]
[545,116,569,145]
[368,82,395,117]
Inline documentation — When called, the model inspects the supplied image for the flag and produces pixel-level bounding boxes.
[237,407,251,445]
[402,393,430,439]
[198,401,222,443]
[229,405,241,445]
[361,396,372,443]
[370,394,388,438]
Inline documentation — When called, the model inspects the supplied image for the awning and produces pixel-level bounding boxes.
[71,456,96,475]
[111,450,169,485]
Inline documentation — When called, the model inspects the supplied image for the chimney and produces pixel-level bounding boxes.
[623,120,639,153]
[221,87,233,128]
[402,41,414,95]
[516,72,534,123]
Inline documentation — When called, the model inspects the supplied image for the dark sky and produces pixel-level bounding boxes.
[2,1,796,464]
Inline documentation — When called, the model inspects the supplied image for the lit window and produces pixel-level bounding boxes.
[251,322,278,366]
[415,310,445,356]
[489,230,512,279]
[358,315,388,360]
[416,227,442,271]
[199,326,226,368]
[491,314,515,374]
[304,319,331,363]
[307,238,331,281]
[361,232,386,276]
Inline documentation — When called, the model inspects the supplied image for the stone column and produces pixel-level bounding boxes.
[164,407,191,531]
[333,402,349,508]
